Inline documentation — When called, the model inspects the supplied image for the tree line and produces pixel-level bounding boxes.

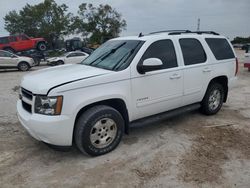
[4,0,127,47]
[231,36,250,44]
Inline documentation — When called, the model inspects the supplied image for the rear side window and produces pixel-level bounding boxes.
[67,53,76,58]
[140,39,177,69]
[9,36,17,42]
[0,37,9,44]
[179,38,207,65]
[205,38,235,60]
[75,52,86,56]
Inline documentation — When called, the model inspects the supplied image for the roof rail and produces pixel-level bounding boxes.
[149,30,191,35]
[168,31,220,35]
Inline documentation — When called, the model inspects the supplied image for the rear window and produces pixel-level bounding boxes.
[205,38,235,60]
[179,38,207,65]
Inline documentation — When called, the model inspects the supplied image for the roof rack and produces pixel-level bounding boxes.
[168,31,220,35]
[149,30,191,35]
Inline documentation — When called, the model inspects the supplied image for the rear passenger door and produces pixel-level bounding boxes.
[179,38,211,106]
[131,39,183,119]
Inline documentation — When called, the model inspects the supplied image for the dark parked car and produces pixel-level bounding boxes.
[65,38,82,52]
[17,50,47,66]
[81,47,94,54]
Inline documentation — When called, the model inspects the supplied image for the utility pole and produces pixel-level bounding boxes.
[197,18,200,31]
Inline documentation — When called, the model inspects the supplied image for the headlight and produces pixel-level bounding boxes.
[35,96,63,115]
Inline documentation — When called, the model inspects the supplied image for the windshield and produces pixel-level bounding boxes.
[81,40,144,71]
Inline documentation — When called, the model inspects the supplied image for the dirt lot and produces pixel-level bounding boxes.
[0,50,249,188]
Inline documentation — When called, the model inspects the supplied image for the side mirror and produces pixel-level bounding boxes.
[137,58,163,74]
[11,54,16,58]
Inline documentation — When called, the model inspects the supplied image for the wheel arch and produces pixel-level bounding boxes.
[18,61,31,68]
[73,98,130,138]
[36,41,46,50]
[206,75,228,102]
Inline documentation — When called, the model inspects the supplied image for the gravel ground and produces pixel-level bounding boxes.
[0,50,249,188]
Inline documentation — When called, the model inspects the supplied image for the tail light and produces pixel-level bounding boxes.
[235,57,239,76]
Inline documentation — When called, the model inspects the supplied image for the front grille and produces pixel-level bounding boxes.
[22,101,32,113]
[21,88,33,100]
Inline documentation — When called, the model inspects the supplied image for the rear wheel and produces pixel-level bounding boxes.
[74,105,124,156]
[18,62,30,71]
[201,83,224,115]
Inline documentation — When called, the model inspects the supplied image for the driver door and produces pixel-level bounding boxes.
[131,39,183,120]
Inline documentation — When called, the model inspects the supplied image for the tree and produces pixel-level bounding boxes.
[231,36,250,44]
[72,3,127,44]
[4,0,72,48]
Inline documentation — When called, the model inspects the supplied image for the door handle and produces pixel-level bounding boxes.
[170,73,181,79]
[203,68,212,73]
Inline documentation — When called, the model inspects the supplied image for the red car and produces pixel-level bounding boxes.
[0,34,47,53]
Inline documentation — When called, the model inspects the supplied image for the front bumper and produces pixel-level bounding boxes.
[17,100,74,146]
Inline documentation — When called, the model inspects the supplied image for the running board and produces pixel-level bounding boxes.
[129,103,201,128]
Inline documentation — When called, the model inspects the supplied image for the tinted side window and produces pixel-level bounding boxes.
[0,51,5,57]
[67,53,76,58]
[0,37,9,44]
[179,38,206,65]
[140,39,177,69]
[75,53,86,56]
[0,51,11,57]
[205,38,235,60]
[20,35,29,40]
[9,37,17,42]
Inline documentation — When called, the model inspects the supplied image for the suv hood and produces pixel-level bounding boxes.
[21,64,112,95]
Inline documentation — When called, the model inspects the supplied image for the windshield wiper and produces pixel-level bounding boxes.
[112,42,142,71]
[112,50,134,71]
[89,42,126,66]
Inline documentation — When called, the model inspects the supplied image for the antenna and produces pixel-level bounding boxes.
[197,18,200,31]
[138,32,143,37]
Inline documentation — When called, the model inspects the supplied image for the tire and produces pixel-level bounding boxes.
[37,42,47,51]
[18,62,30,71]
[200,83,225,115]
[57,60,64,65]
[4,47,15,53]
[74,105,124,156]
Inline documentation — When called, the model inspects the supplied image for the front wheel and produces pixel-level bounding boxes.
[74,105,124,156]
[57,60,64,65]
[37,42,47,51]
[18,62,30,71]
[200,83,225,115]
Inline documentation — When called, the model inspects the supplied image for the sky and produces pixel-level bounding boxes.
[0,0,249,40]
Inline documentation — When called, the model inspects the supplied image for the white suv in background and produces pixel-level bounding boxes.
[17,30,237,156]
[0,50,34,71]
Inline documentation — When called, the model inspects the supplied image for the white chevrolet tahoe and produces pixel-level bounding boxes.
[17,30,238,156]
